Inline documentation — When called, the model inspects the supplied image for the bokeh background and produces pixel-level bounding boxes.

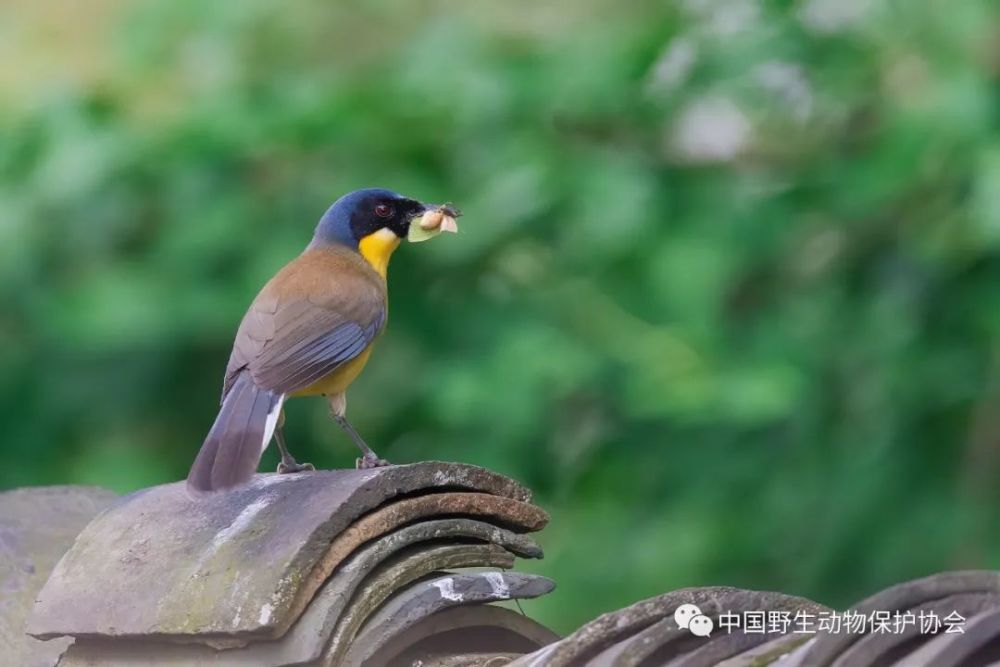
[2,0,998,632]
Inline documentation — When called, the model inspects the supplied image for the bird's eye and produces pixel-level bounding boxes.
[374,203,393,218]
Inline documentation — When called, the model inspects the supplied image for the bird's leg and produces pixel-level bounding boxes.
[336,415,391,469]
[275,428,315,473]
[328,393,390,469]
[274,410,314,474]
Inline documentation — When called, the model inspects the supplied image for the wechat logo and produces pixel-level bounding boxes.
[674,603,714,637]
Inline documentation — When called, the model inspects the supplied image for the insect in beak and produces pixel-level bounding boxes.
[408,204,461,242]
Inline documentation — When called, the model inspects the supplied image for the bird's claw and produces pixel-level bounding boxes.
[356,453,391,470]
[277,460,315,474]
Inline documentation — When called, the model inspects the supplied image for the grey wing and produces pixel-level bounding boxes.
[251,308,386,394]
[223,296,386,399]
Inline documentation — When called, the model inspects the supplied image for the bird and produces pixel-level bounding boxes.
[186,188,459,493]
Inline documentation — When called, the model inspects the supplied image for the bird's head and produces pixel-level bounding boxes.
[311,188,459,276]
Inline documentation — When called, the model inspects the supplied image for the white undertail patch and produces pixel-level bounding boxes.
[262,394,286,454]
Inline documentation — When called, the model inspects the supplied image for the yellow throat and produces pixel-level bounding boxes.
[358,228,401,278]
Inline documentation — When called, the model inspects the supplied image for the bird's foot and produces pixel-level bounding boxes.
[356,452,391,470]
[277,460,315,474]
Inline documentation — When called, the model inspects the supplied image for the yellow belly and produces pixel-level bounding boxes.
[291,346,374,397]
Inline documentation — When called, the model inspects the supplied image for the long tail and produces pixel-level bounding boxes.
[187,373,284,494]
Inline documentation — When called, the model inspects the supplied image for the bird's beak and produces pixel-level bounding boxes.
[407,204,461,243]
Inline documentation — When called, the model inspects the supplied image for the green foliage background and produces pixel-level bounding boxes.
[2,0,998,632]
